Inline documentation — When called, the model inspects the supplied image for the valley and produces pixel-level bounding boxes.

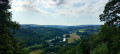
[13,24,100,54]
[1,0,120,54]
[67,33,80,43]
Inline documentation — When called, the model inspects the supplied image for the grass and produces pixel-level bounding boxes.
[23,45,44,54]
[79,30,85,33]
[78,29,87,33]
[23,45,43,53]
[29,49,44,54]
[63,34,67,38]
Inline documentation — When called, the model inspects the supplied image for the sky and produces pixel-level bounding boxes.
[11,0,109,26]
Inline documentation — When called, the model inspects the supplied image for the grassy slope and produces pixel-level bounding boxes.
[23,45,43,54]
[29,49,44,54]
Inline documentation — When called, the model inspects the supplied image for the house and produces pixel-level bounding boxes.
[63,38,66,42]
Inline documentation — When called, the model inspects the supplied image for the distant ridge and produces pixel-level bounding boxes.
[20,24,101,29]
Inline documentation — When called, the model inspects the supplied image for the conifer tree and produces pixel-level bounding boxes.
[0,0,20,54]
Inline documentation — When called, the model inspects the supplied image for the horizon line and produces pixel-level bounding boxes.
[20,24,103,26]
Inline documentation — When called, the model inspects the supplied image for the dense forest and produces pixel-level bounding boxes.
[0,0,120,54]
[13,25,100,54]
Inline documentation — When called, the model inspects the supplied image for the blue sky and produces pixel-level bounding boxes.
[11,0,109,26]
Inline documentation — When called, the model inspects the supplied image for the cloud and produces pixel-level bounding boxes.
[54,0,109,16]
[11,0,109,16]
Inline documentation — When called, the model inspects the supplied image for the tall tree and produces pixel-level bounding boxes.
[99,0,120,53]
[100,0,120,26]
[0,0,20,54]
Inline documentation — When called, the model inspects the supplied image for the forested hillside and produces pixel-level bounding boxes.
[13,25,100,54]
[14,25,69,46]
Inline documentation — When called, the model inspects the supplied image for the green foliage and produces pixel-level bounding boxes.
[23,45,43,52]
[0,0,24,54]
[98,24,120,54]
[66,34,70,38]
[14,26,68,46]
[76,26,99,38]
[99,0,120,26]
[15,25,100,54]
[90,43,108,54]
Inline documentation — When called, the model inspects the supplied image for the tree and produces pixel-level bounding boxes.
[99,0,120,53]
[99,0,120,26]
[0,0,20,54]
[90,43,108,54]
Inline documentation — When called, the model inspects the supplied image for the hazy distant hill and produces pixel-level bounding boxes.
[21,24,100,29]
[21,24,69,29]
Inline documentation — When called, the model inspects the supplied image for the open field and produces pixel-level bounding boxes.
[67,33,80,43]
[29,49,43,54]
[78,29,87,33]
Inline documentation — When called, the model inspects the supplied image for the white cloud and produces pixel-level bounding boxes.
[54,0,109,16]
[11,0,109,16]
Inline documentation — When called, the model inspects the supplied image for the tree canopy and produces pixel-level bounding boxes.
[0,0,22,54]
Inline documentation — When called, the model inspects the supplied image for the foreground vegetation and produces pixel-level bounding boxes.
[0,0,23,54]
